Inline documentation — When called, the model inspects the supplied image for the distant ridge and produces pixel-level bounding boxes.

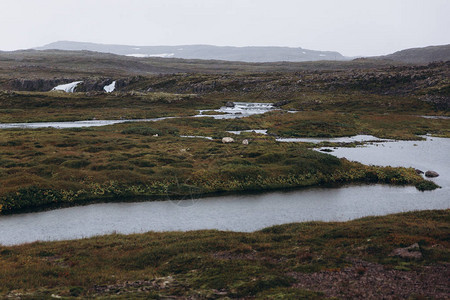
[375,44,450,64]
[35,41,348,63]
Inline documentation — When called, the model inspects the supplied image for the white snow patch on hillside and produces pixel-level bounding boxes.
[319,54,326,57]
[147,53,175,58]
[126,54,149,58]
[126,53,175,58]
[52,81,83,93]
[104,81,116,93]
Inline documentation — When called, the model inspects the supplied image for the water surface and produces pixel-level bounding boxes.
[0,136,448,246]
[0,102,275,129]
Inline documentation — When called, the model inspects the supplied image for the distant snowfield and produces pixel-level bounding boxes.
[104,81,116,93]
[52,81,83,93]
[126,53,175,58]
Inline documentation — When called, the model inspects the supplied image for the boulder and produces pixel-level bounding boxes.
[415,169,424,174]
[425,170,439,177]
[225,101,235,107]
[242,139,249,145]
[222,137,234,143]
[389,243,422,259]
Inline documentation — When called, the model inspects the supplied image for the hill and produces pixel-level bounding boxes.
[377,44,450,63]
[35,41,349,62]
[0,49,405,82]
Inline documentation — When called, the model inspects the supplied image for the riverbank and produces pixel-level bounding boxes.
[0,127,437,215]
[0,210,448,298]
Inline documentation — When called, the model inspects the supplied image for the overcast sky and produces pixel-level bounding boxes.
[1,0,449,56]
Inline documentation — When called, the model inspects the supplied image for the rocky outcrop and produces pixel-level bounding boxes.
[425,170,439,178]
[389,243,422,259]
[10,79,72,91]
[273,100,291,107]
[8,78,130,92]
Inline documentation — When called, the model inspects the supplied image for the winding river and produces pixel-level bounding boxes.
[0,104,448,245]
[0,136,448,246]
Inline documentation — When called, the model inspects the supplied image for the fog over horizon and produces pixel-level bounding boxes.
[1,0,449,57]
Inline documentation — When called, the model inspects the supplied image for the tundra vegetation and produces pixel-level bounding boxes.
[0,210,448,298]
[0,52,448,297]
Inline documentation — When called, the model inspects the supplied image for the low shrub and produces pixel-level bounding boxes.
[415,180,440,191]
[62,159,91,169]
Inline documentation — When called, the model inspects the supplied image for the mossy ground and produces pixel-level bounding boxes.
[0,57,449,298]
[0,116,435,214]
[0,210,448,298]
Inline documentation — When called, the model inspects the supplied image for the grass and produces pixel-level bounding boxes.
[0,91,204,123]
[0,118,437,214]
[0,76,448,214]
[0,210,448,298]
[0,50,448,298]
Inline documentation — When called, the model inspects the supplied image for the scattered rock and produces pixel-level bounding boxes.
[273,100,291,107]
[389,243,422,259]
[242,139,249,145]
[320,148,333,152]
[222,137,234,143]
[291,258,449,299]
[425,170,439,177]
[153,134,159,137]
[415,169,424,174]
[225,101,235,107]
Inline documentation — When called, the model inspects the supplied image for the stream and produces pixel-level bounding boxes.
[0,104,448,245]
[0,136,448,246]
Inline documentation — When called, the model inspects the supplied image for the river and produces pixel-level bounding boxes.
[0,136,448,246]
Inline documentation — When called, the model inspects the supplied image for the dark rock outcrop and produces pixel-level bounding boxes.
[273,100,291,107]
[425,170,439,178]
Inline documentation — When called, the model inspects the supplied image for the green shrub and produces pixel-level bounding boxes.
[415,181,440,191]
[256,152,286,164]
[121,126,161,136]
[62,159,91,169]
[131,160,156,168]
[69,287,84,297]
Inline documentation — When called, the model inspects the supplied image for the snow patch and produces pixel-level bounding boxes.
[319,54,326,57]
[104,81,116,93]
[52,81,83,93]
[126,54,150,58]
[148,53,175,58]
[126,53,175,58]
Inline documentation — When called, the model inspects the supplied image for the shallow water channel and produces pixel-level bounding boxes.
[0,136,448,246]
[0,102,275,129]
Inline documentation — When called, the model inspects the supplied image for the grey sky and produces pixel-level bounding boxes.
[1,0,449,56]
